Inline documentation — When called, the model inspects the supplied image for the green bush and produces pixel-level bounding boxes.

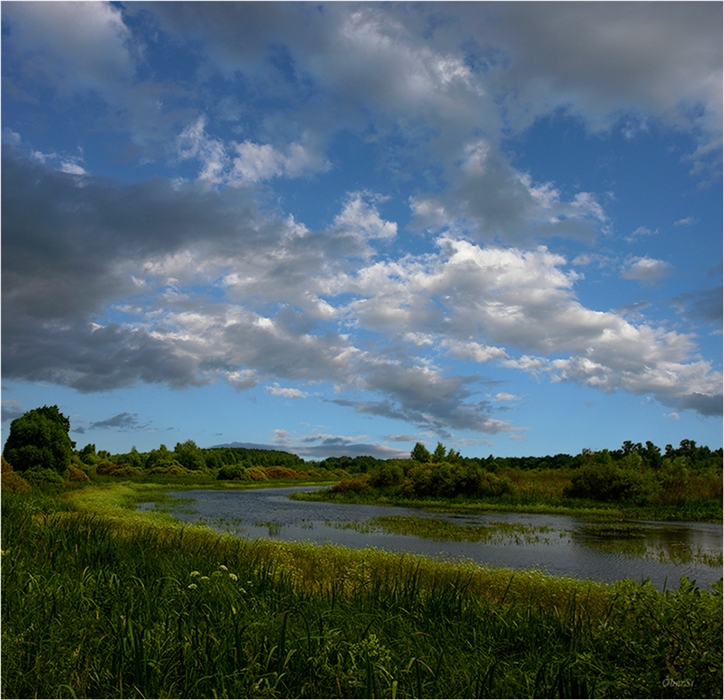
[217,464,248,480]
[565,451,657,503]
[401,461,514,499]
[368,462,404,488]
[22,466,66,488]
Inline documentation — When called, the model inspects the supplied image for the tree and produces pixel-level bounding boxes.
[411,442,432,463]
[174,440,206,471]
[3,405,73,474]
[433,442,447,462]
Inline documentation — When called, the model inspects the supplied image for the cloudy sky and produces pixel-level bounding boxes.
[2,2,722,459]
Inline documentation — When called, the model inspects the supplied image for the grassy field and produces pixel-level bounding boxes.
[2,483,722,699]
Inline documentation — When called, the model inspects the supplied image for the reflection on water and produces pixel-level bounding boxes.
[138,485,723,590]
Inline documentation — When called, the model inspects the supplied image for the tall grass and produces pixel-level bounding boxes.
[2,490,721,698]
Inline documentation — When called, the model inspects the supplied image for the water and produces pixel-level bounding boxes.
[139,485,723,590]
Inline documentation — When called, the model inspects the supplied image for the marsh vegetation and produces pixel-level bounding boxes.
[2,489,722,699]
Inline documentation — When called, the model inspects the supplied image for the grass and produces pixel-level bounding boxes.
[2,485,722,698]
[335,514,556,545]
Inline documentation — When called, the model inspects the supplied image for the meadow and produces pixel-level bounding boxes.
[2,484,722,699]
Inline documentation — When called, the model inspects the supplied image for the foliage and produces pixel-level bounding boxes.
[308,438,720,521]
[174,440,207,471]
[367,462,405,488]
[410,441,432,463]
[66,465,91,483]
[565,450,657,503]
[2,405,73,474]
[2,491,721,699]
[318,454,381,473]
[1,457,32,493]
[332,477,371,493]
[97,463,143,478]
[22,466,66,488]
[217,464,248,481]
[401,461,514,499]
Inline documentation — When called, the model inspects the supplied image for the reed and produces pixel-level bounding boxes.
[2,490,721,698]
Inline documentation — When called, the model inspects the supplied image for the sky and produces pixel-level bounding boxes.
[2,1,722,461]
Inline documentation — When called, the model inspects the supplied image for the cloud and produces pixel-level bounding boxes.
[383,434,418,443]
[1,400,24,423]
[479,2,722,141]
[2,1,137,98]
[267,428,411,459]
[175,116,331,186]
[625,226,658,243]
[494,393,520,402]
[333,192,397,241]
[670,286,723,327]
[73,412,150,434]
[409,148,608,244]
[225,370,259,392]
[266,383,309,399]
[2,149,720,428]
[340,236,721,416]
[673,216,697,227]
[621,256,673,285]
[672,393,722,418]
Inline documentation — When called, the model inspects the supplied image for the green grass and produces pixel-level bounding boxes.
[2,486,722,698]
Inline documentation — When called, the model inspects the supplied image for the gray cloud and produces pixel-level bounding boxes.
[1,400,24,423]
[621,257,673,285]
[671,286,723,326]
[75,412,150,434]
[665,393,722,418]
[479,2,722,138]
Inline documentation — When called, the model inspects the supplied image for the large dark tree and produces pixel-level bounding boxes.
[3,405,73,474]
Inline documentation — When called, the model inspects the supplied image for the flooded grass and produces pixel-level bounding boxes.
[336,514,556,545]
[2,487,722,698]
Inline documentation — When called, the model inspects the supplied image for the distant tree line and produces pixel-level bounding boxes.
[2,406,721,504]
[331,440,722,507]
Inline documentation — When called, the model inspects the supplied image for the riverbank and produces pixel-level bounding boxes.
[292,484,724,523]
[2,485,722,698]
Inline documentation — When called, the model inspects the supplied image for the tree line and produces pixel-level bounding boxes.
[2,406,721,502]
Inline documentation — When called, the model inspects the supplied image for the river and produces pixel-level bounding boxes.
[138,485,723,590]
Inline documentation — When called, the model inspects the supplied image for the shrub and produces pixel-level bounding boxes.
[332,478,371,493]
[66,465,90,483]
[217,465,248,481]
[368,463,404,488]
[476,470,515,497]
[96,463,142,477]
[1,457,32,493]
[23,467,65,488]
[148,464,189,476]
[265,467,298,479]
[246,467,268,481]
[565,452,656,504]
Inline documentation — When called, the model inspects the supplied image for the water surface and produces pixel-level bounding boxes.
[139,485,722,590]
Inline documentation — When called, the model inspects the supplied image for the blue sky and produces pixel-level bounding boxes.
[2,1,722,460]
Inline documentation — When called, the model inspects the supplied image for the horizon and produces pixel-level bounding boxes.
[2,2,722,461]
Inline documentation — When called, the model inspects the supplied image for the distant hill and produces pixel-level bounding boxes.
[211,441,295,453]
